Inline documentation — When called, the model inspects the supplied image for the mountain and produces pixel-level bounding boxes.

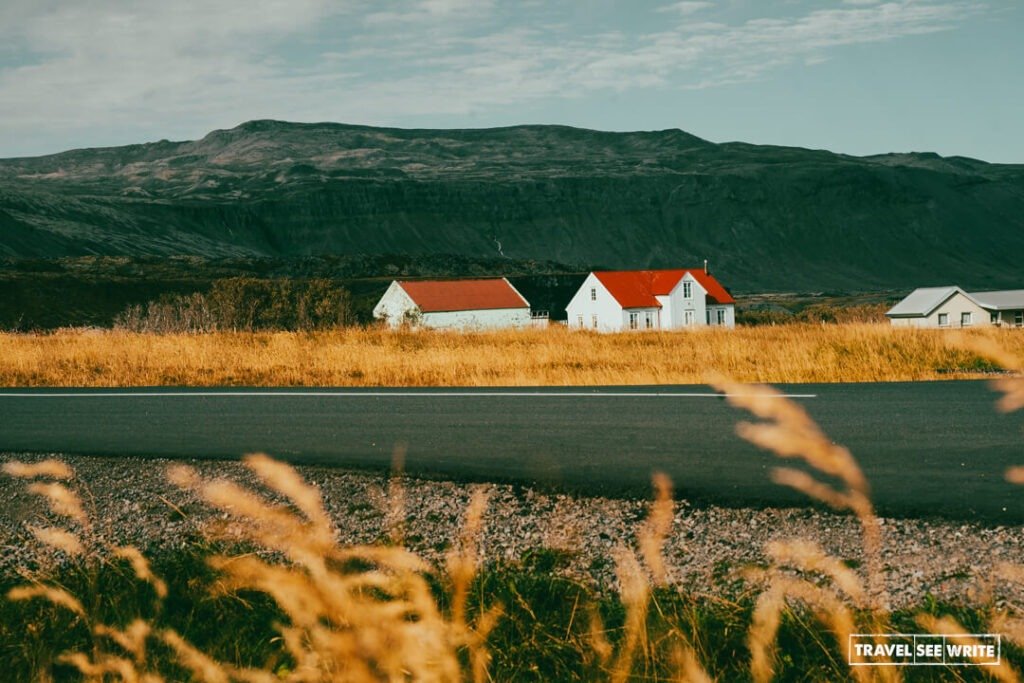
[2,120,1023,292]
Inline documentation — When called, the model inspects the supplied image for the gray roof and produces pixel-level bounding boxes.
[886,286,978,317]
[968,290,1024,311]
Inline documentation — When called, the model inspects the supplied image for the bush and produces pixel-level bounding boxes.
[115,278,352,332]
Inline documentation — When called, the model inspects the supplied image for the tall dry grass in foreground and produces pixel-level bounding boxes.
[3,453,704,682]
[2,323,1023,387]
[4,454,501,682]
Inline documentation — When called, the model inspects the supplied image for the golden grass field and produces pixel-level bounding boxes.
[1,323,1023,387]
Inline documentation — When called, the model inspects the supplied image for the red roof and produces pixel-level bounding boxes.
[398,278,529,313]
[594,269,734,308]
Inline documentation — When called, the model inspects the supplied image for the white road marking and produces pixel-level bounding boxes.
[0,390,817,399]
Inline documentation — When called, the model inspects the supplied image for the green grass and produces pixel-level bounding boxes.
[2,542,1017,682]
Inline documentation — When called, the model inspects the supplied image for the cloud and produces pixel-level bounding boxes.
[656,1,713,15]
[366,0,494,24]
[0,0,987,155]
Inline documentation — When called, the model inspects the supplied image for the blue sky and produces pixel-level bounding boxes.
[1,0,1021,162]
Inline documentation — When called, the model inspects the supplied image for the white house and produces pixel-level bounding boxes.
[373,277,532,330]
[886,286,1024,328]
[565,268,735,332]
[971,290,1024,328]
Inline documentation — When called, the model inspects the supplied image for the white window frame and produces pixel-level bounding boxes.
[629,312,639,330]
[577,314,584,328]
[684,310,694,326]
[682,281,692,299]
[590,287,597,302]
[1015,311,1023,327]
[592,314,598,329]
[961,312,972,327]
[937,313,949,327]
[645,312,654,329]
[717,309,726,325]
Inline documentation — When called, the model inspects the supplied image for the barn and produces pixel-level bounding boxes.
[565,268,735,332]
[372,278,532,330]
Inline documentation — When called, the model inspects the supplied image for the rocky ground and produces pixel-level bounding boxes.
[2,452,1023,609]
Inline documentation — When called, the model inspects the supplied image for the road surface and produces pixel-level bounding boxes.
[0,381,1021,522]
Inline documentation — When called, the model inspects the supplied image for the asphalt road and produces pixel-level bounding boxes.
[0,381,1021,522]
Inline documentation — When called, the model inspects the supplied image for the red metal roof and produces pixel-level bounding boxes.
[689,270,735,305]
[593,269,734,308]
[398,278,529,313]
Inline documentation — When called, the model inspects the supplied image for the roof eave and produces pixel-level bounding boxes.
[975,303,1024,311]
[421,306,531,314]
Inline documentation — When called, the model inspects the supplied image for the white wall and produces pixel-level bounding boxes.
[706,305,736,328]
[373,281,419,329]
[620,307,661,330]
[565,273,625,331]
[994,309,1024,327]
[662,273,707,329]
[421,308,532,330]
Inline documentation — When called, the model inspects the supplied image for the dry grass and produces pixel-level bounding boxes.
[6,454,497,682]
[2,324,1023,387]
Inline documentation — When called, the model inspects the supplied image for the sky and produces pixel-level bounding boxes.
[0,0,1021,162]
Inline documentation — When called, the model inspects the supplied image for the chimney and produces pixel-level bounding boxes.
[703,259,708,274]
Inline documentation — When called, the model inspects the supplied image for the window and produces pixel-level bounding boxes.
[684,310,694,326]
[717,309,726,325]
[577,315,584,328]
[590,288,597,301]
[645,312,654,329]
[1016,311,1023,327]
[682,281,692,299]
[629,312,638,330]
[992,312,1000,325]
[592,314,598,329]
[938,313,949,327]
[706,310,711,325]
[961,312,972,327]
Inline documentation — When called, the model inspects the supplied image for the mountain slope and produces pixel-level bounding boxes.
[2,120,1023,291]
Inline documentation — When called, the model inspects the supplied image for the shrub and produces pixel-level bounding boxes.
[115,278,352,333]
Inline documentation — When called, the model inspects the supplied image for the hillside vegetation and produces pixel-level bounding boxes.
[2,121,1024,292]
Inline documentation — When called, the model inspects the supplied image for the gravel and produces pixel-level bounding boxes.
[2,452,1022,609]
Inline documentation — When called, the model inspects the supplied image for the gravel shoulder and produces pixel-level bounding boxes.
[2,452,1022,609]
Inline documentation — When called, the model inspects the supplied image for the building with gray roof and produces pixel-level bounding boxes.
[887,286,1024,328]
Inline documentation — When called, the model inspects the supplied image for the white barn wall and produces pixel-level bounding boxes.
[421,308,531,330]
[373,281,419,329]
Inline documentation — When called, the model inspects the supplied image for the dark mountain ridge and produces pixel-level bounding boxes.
[2,120,1023,292]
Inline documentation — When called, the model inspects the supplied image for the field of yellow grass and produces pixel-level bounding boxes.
[1,323,1022,387]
